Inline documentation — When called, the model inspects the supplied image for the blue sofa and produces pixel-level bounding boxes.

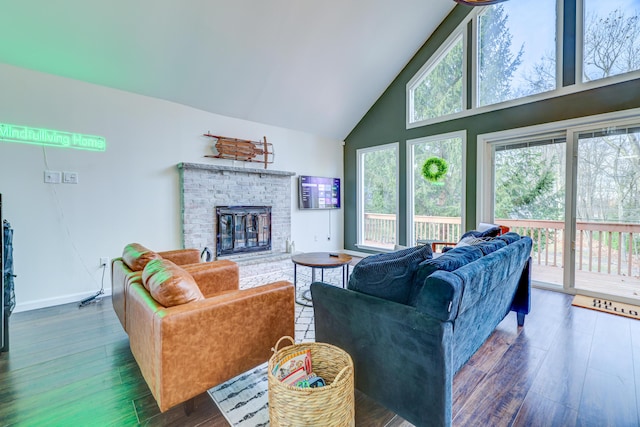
[311,233,532,427]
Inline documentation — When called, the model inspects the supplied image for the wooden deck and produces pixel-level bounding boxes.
[364,215,640,302]
[532,264,640,303]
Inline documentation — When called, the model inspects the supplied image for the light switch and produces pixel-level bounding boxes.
[44,170,62,184]
[63,171,79,184]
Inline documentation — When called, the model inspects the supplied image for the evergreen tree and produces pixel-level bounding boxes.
[477,5,523,106]
[363,148,397,214]
[412,138,462,218]
[412,39,464,122]
[494,145,562,221]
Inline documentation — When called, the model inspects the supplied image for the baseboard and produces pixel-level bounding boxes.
[13,289,113,313]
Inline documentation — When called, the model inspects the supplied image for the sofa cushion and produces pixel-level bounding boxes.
[473,239,507,256]
[142,258,204,307]
[348,248,428,304]
[453,237,532,317]
[459,226,501,240]
[408,246,483,306]
[446,236,506,255]
[439,227,502,253]
[358,244,432,267]
[122,243,161,272]
[496,232,521,245]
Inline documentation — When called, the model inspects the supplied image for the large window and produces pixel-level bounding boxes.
[477,0,557,107]
[407,0,640,128]
[479,111,640,301]
[574,125,640,297]
[408,133,464,246]
[493,136,567,287]
[408,0,558,126]
[582,0,640,83]
[357,143,399,249]
[407,33,464,124]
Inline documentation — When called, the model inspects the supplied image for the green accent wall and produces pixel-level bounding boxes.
[343,2,640,252]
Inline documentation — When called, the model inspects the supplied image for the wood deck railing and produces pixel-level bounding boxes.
[363,214,640,278]
[499,219,640,277]
[364,214,464,245]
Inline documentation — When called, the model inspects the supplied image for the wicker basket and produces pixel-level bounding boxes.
[268,336,355,427]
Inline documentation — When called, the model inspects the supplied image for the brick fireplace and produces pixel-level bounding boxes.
[216,205,271,256]
[178,163,295,259]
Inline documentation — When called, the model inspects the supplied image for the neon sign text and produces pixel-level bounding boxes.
[0,123,106,152]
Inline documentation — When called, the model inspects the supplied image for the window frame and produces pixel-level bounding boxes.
[472,0,562,109]
[477,106,640,295]
[407,0,640,131]
[406,28,468,128]
[576,0,640,87]
[406,131,467,246]
[356,142,400,251]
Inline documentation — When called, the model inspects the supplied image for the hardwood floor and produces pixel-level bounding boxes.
[1,288,640,426]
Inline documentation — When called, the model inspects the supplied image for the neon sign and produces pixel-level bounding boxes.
[0,122,106,152]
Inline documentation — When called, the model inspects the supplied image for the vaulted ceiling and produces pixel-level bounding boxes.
[0,1,455,140]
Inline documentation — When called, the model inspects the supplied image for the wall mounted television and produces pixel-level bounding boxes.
[298,176,341,209]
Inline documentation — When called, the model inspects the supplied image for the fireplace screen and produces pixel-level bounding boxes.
[216,206,272,256]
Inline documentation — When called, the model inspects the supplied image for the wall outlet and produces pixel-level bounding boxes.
[100,257,109,267]
[44,170,62,184]
[63,171,79,184]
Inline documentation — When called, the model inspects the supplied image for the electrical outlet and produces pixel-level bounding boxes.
[44,170,62,184]
[100,257,109,267]
[63,171,79,184]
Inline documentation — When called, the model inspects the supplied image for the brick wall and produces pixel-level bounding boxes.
[178,163,295,259]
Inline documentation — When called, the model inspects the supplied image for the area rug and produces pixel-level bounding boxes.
[207,363,270,427]
[572,294,640,320]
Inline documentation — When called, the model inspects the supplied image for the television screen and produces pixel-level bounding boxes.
[299,176,341,209]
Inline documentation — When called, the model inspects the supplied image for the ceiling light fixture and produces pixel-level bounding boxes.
[455,0,508,5]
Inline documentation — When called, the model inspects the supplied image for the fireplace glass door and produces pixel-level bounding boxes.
[216,206,271,256]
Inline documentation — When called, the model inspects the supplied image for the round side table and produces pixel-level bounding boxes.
[291,252,352,306]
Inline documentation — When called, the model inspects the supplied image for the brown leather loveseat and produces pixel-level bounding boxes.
[111,243,295,412]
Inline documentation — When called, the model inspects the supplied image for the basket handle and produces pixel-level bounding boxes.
[333,365,351,384]
[272,335,295,353]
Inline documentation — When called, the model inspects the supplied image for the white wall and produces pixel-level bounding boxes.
[0,63,344,312]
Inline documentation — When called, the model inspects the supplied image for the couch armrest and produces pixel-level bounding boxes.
[158,248,200,265]
[311,282,453,427]
[183,260,239,297]
[111,258,142,331]
[152,280,295,411]
[414,270,464,321]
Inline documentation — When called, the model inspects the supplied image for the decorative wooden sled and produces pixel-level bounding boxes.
[203,133,274,169]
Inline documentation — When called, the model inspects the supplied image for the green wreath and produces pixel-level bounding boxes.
[421,157,448,182]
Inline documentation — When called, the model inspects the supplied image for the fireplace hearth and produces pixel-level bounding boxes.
[216,206,272,256]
